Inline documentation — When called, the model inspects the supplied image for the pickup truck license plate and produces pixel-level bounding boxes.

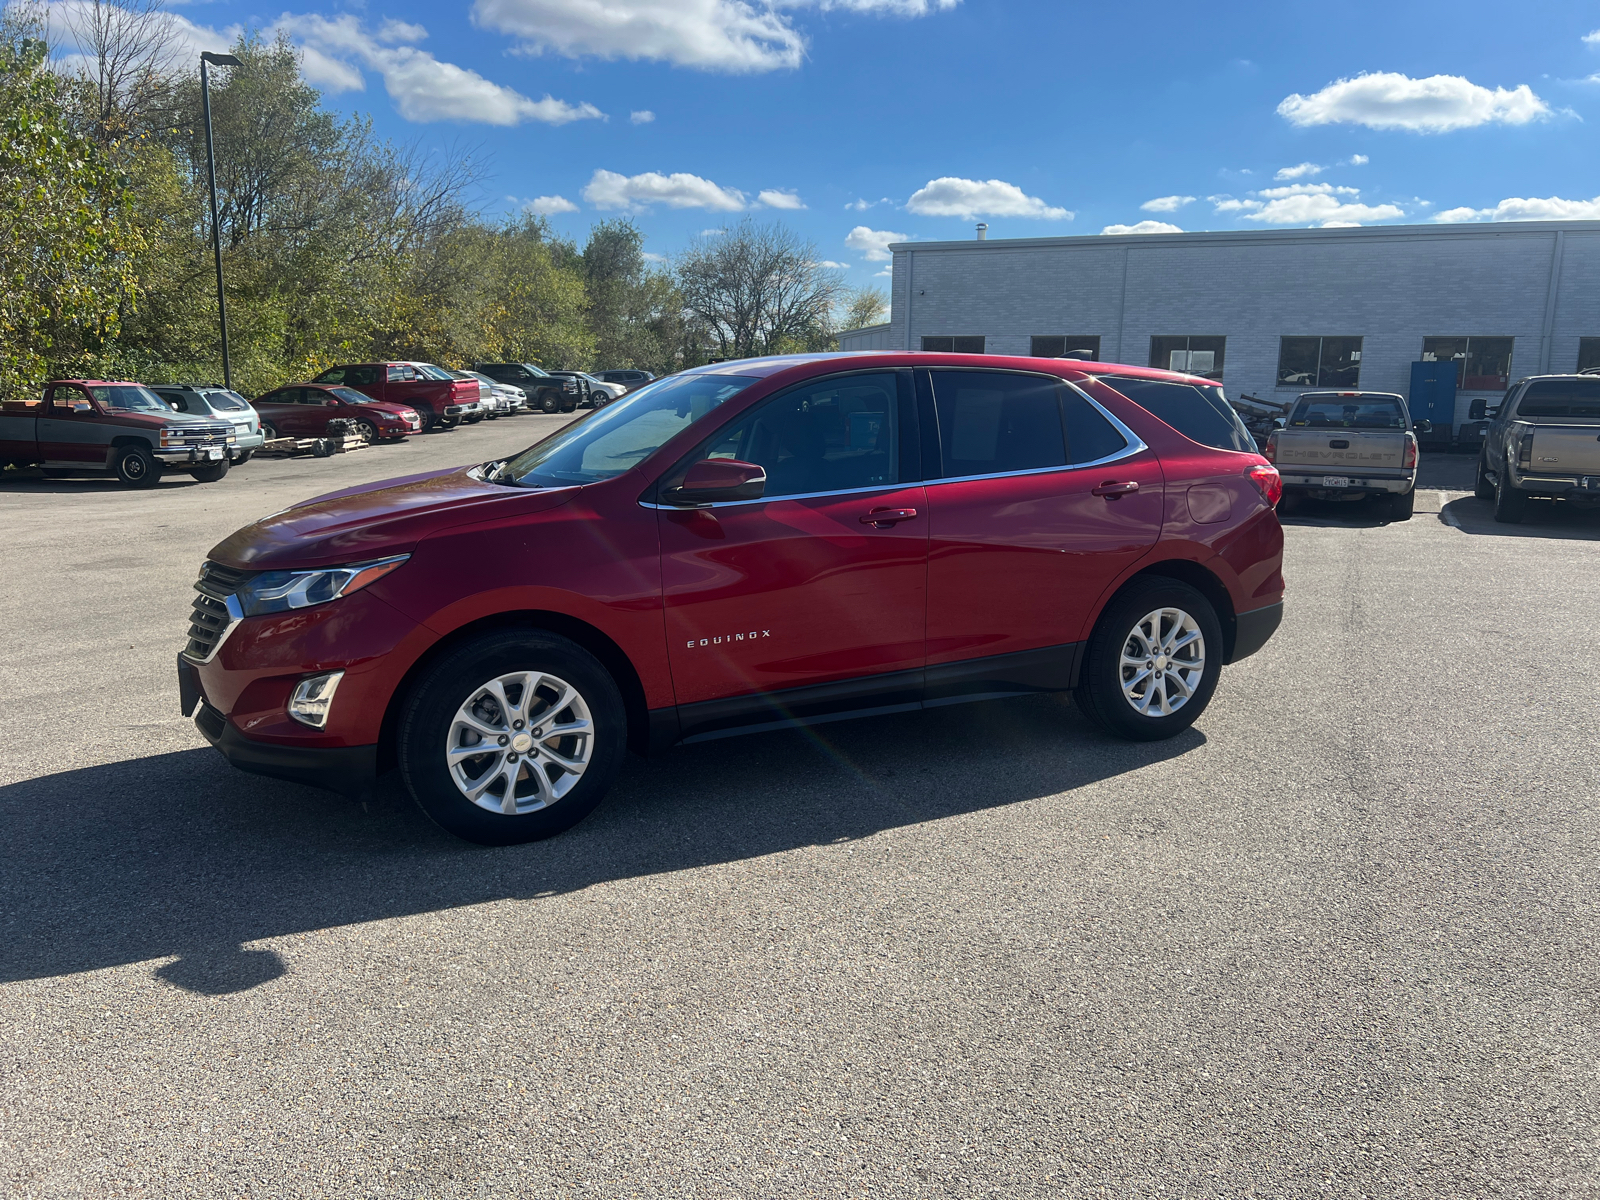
[1322,475,1350,488]
[207,448,223,461]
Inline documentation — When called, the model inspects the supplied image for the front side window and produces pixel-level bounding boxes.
[1288,395,1406,429]
[922,336,986,354]
[90,385,168,413]
[503,373,759,489]
[931,371,1067,477]
[1100,376,1254,453]
[1422,337,1514,390]
[1150,336,1226,382]
[1031,335,1101,361]
[688,372,901,498]
[1576,338,1600,374]
[1278,336,1362,388]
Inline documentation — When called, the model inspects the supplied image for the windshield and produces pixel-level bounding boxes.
[200,389,250,412]
[502,373,759,488]
[1289,396,1406,429]
[467,372,498,386]
[329,386,384,406]
[91,385,168,413]
[1516,378,1600,419]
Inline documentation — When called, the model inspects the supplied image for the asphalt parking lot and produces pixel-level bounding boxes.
[2,430,1597,1198]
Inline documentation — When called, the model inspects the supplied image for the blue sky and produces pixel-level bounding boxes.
[50,0,1600,287]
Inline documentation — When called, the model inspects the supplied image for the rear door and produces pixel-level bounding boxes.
[658,369,929,732]
[919,368,1163,696]
[253,388,300,436]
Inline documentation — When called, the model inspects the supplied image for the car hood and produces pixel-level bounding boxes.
[357,402,420,418]
[208,466,578,570]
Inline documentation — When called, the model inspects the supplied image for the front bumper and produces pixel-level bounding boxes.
[156,444,234,466]
[180,654,378,796]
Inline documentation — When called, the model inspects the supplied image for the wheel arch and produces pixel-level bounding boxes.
[1106,558,1239,666]
[376,608,652,775]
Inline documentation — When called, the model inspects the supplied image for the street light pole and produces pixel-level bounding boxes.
[200,51,242,390]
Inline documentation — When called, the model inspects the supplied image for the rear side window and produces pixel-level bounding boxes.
[931,371,1066,476]
[1099,376,1254,453]
[1515,378,1600,418]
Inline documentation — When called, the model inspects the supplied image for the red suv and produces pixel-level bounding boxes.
[178,354,1284,845]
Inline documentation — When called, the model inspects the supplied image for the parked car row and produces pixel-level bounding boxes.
[0,358,651,488]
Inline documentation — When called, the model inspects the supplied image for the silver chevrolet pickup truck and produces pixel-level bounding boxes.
[1473,374,1600,523]
[1263,391,1429,521]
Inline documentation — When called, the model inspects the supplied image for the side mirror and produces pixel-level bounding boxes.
[1413,419,1433,434]
[1467,399,1486,421]
[663,459,767,505]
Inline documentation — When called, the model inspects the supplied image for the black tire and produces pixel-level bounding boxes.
[539,390,561,414]
[311,438,336,458]
[1474,453,1494,500]
[353,419,378,443]
[234,449,254,464]
[1075,578,1223,742]
[114,445,161,488]
[260,421,279,441]
[1387,488,1415,521]
[1492,466,1527,524]
[440,416,460,430]
[399,631,626,845]
[1277,491,1301,516]
[190,459,230,483]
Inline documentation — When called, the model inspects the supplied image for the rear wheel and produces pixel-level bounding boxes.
[1493,466,1527,524]
[114,446,161,489]
[1075,579,1222,742]
[260,421,279,441]
[190,459,230,483]
[1474,453,1494,500]
[399,631,626,845]
[1387,488,1415,522]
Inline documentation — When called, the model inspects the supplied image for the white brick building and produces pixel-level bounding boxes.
[883,221,1600,432]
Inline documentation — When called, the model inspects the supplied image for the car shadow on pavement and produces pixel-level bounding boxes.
[1276,497,1395,528]
[1442,495,1600,540]
[0,695,1201,995]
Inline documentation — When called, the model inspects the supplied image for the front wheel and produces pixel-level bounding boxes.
[398,630,627,845]
[1075,579,1222,742]
[114,445,161,489]
[353,419,378,443]
[190,459,230,483]
[539,390,561,414]
[1493,467,1527,524]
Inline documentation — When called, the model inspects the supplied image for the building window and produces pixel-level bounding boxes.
[922,336,985,354]
[1578,338,1600,373]
[1031,335,1101,361]
[1421,337,1514,391]
[1149,335,1225,382]
[1277,336,1363,388]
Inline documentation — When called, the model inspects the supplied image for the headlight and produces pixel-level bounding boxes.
[237,554,409,616]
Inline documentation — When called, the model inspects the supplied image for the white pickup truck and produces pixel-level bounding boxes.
[1473,374,1600,523]
[1263,391,1428,521]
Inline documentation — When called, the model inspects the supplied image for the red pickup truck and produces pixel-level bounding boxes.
[310,362,479,431]
[1,380,237,486]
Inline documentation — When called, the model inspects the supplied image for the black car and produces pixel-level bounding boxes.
[470,363,577,413]
[545,371,619,408]
[594,369,656,394]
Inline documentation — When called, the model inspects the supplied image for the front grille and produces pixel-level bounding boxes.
[183,561,254,662]
[170,423,234,445]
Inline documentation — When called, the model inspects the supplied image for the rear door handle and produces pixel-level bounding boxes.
[1091,481,1139,499]
[860,507,918,526]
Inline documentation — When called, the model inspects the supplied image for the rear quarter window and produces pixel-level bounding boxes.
[1098,376,1255,453]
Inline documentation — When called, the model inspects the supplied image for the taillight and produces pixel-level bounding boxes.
[1262,430,1278,463]
[1246,463,1283,508]
[1402,433,1417,469]
[1517,429,1534,469]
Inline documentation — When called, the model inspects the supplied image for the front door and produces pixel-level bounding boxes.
[658,369,928,736]
[38,385,102,464]
[918,368,1164,699]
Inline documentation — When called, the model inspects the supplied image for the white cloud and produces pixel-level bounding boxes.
[816,260,849,268]
[1256,182,1360,198]
[1140,195,1194,212]
[1210,182,1404,226]
[46,2,244,77]
[700,227,727,236]
[756,188,806,209]
[473,0,956,75]
[1433,194,1600,223]
[1274,161,1324,180]
[905,177,1071,220]
[845,225,907,261]
[642,251,667,262]
[1585,29,1600,45]
[1277,71,1550,132]
[846,197,893,210]
[524,195,579,215]
[1102,221,1183,235]
[630,109,655,124]
[277,14,604,125]
[582,169,746,212]
[1347,153,1369,165]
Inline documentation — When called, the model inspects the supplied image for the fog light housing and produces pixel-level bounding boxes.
[288,671,344,729]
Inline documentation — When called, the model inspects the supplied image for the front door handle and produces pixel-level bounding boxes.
[860,507,918,526]
[1091,481,1139,500]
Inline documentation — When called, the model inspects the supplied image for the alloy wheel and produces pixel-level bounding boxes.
[445,671,594,814]
[1118,607,1206,718]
